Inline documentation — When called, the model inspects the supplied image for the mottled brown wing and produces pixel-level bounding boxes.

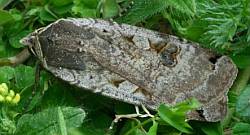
[21,18,237,122]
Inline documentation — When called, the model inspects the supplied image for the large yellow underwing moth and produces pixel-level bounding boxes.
[20,18,238,122]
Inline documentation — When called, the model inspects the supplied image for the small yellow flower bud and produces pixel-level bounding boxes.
[9,90,15,98]
[0,95,4,102]
[5,96,12,103]
[11,93,20,104]
[0,83,8,96]
[0,83,8,90]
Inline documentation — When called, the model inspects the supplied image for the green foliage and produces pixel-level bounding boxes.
[233,122,250,135]
[116,0,169,24]
[231,55,250,69]
[15,106,86,135]
[117,98,201,135]
[72,0,99,17]
[200,122,223,135]
[196,1,241,47]
[117,120,147,135]
[158,98,200,134]
[116,0,196,25]
[0,65,35,89]
[0,0,250,134]
[181,0,250,55]
[101,0,119,19]
[0,107,16,134]
[0,10,14,25]
[14,65,35,89]
[236,85,250,121]
[0,66,15,83]
[147,120,158,135]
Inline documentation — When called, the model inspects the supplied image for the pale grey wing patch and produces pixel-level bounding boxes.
[46,64,160,109]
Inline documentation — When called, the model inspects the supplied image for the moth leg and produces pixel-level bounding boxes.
[23,61,43,112]
[109,105,154,129]
[141,104,154,118]
[134,105,153,118]
[135,105,140,114]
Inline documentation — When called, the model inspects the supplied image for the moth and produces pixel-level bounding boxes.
[20,18,238,122]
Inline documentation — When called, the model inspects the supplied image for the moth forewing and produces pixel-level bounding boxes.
[21,18,238,122]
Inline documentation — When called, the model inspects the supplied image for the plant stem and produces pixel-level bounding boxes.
[0,48,30,66]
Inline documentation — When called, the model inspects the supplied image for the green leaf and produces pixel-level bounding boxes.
[119,120,146,135]
[167,0,196,16]
[147,120,158,135]
[102,0,119,18]
[69,102,114,135]
[26,8,41,16]
[91,112,113,129]
[0,10,14,25]
[200,122,223,135]
[24,90,44,112]
[116,0,196,25]
[52,0,73,7]
[172,98,201,113]
[15,106,86,135]
[41,81,78,108]
[72,0,99,17]
[233,122,250,135]
[73,8,97,17]
[0,110,16,134]
[9,31,31,48]
[236,85,250,120]
[52,4,73,15]
[180,0,246,52]
[157,98,200,134]
[231,55,250,69]
[135,129,146,135]
[39,8,57,22]
[116,0,168,24]
[80,124,111,135]
[10,11,22,22]
[202,18,238,47]
[0,0,14,9]
[158,104,193,134]
[74,0,99,9]
[57,107,67,135]
[114,102,135,114]
[14,65,35,89]
[16,71,50,112]
[247,26,250,42]
[162,0,196,31]
[179,19,208,41]
[0,66,15,83]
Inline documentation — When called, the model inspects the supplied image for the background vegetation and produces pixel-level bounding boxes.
[0,0,250,134]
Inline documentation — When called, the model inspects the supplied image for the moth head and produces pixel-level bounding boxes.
[20,28,44,59]
[20,29,42,56]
